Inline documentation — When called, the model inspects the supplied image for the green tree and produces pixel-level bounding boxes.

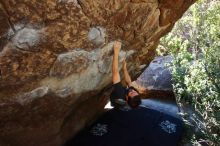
[160,0,220,145]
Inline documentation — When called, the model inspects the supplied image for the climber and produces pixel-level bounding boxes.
[110,41,141,108]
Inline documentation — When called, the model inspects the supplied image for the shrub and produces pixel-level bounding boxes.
[159,0,220,145]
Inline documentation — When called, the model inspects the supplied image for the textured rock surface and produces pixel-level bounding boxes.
[0,0,195,146]
[132,55,175,98]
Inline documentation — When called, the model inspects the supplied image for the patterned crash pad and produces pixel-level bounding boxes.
[65,106,183,146]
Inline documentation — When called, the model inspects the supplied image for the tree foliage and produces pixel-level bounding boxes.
[159,0,220,145]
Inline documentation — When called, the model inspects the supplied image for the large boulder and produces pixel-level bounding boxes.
[131,55,175,99]
[0,0,195,146]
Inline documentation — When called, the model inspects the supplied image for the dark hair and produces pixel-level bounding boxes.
[127,94,142,108]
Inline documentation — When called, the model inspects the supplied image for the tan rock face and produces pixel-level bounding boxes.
[0,0,195,146]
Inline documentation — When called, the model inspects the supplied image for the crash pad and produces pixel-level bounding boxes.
[64,106,183,146]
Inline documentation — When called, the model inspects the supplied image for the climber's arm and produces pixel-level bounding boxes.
[112,41,121,84]
[122,60,132,86]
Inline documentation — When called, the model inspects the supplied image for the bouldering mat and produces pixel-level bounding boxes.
[64,106,183,146]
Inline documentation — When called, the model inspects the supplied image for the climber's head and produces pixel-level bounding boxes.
[126,87,141,108]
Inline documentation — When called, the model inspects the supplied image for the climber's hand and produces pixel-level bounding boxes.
[113,41,121,55]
